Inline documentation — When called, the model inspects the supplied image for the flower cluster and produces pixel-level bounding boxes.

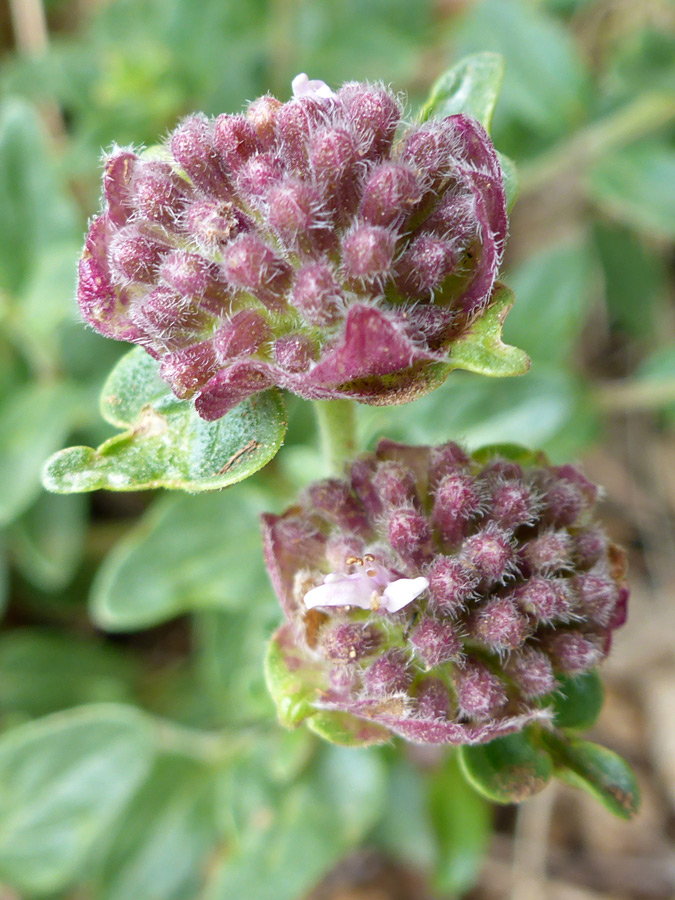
[263,440,629,745]
[79,75,507,420]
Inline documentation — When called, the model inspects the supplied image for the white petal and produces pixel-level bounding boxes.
[304,574,372,610]
[292,73,335,100]
[382,576,429,613]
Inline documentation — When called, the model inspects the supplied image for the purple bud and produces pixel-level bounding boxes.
[574,529,607,569]
[521,530,573,573]
[267,178,328,253]
[426,556,478,616]
[472,597,528,652]
[309,127,360,221]
[415,678,453,719]
[555,465,599,505]
[130,286,210,347]
[388,507,432,563]
[544,478,586,527]
[213,309,271,360]
[514,576,572,623]
[171,116,231,197]
[359,163,421,228]
[109,228,166,283]
[428,442,470,487]
[322,622,381,662]
[186,199,250,251]
[455,659,507,720]
[432,472,482,545]
[214,114,261,172]
[362,649,412,696]
[547,631,603,675]
[481,459,523,481]
[372,461,418,508]
[246,95,282,150]
[348,457,381,520]
[235,152,284,203]
[460,524,516,586]
[307,479,367,534]
[506,648,555,699]
[609,584,629,630]
[132,162,187,226]
[276,98,324,174]
[395,236,456,297]
[290,262,343,326]
[160,250,222,297]
[341,225,395,281]
[104,150,137,226]
[340,84,401,160]
[222,234,289,307]
[273,334,317,373]
[574,573,618,626]
[490,482,538,529]
[400,124,453,189]
[411,618,462,668]
[159,339,220,398]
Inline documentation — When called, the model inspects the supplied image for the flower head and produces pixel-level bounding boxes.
[79,76,508,419]
[263,441,629,745]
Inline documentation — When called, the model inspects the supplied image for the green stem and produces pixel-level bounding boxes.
[519,92,675,196]
[313,399,358,474]
[149,715,257,766]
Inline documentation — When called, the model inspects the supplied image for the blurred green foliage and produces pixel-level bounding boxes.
[0,0,672,896]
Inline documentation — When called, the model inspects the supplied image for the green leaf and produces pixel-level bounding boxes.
[458,729,554,804]
[91,490,271,631]
[0,99,78,295]
[545,735,641,820]
[497,151,519,210]
[588,141,675,240]
[471,443,548,468]
[420,52,505,130]
[428,753,491,894]
[504,239,596,364]
[96,755,216,900]
[43,347,287,493]
[0,381,81,526]
[445,284,530,378]
[10,492,87,591]
[551,670,604,732]
[455,0,588,146]
[372,757,436,871]
[0,631,139,720]
[264,625,321,730]
[0,704,155,895]
[594,222,666,339]
[207,745,386,900]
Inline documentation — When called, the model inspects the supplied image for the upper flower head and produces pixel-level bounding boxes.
[79,76,508,419]
[263,441,630,745]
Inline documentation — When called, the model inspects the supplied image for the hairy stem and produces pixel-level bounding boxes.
[314,399,358,474]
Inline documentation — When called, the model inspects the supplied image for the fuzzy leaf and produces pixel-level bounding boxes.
[458,729,554,803]
[546,735,641,820]
[420,52,505,131]
[42,348,287,493]
[551,670,604,732]
[0,704,155,894]
[444,284,530,378]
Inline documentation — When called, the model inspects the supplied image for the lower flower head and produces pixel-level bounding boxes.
[263,441,629,745]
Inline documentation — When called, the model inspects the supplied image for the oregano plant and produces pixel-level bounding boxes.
[39,50,639,887]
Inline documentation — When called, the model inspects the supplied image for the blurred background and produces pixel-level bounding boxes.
[0,0,674,897]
